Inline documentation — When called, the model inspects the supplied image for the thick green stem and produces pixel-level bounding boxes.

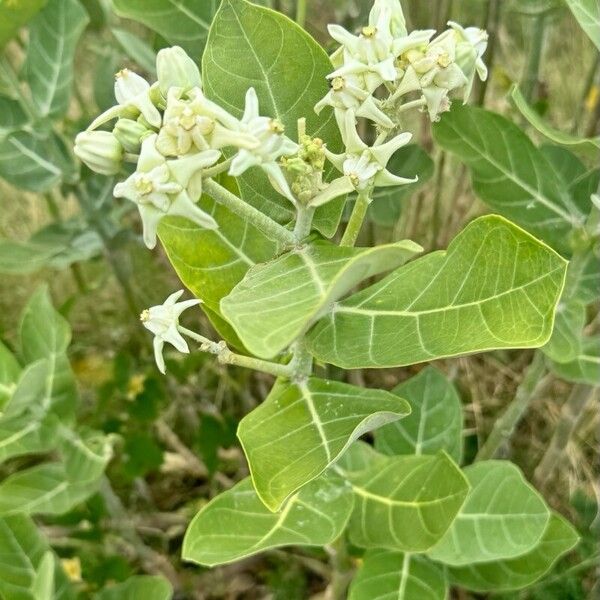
[293,205,315,241]
[325,535,354,600]
[521,12,546,103]
[295,0,307,28]
[340,190,371,247]
[476,352,549,461]
[534,384,596,486]
[289,337,313,380]
[204,178,296,247]
[181,328,294,379]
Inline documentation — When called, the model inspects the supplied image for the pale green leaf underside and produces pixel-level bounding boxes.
[375,366,463,463]
[238,377,410,511]
[428,461,550,566]
[542,300,585,364]
[565,0,600,51]
[112,0,217,58]
[202,0,344,237]
[433,105,585,254]
[347,452,469,552]
[0,96,28,138]
[222,239,422,359]
[0,514,74,600]
[182,472,353,566]
[307,215,567,369]
[511,86,600,152]
[25,0,89,119]
[449,513,579,592]
[349,550,447,600]
[548,336,600,385]
[95,576,173,600]
[0,412,58,464]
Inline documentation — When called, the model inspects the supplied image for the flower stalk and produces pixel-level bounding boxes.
[340,189,372,247]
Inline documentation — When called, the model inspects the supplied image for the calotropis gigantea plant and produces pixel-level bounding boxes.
[75,0,580,596]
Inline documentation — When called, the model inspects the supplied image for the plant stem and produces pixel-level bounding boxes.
[521,11,546,103]
[572,54,599,133]
[295,0,307,28]
[293,205,315,240]
[181,328,294,378]
[202,156,234,179]
[340,190,371,247]
[534,384,596,486]
[325,535,354,600]
[204,178,296,247]
[476,352,549,461]
[289,337,313,380]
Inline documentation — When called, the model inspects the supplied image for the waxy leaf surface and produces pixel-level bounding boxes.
[182,473,353,566]
[428,461,550,566]
[449,513,579,591]
[221,240,421,359]
[307,215,567,369]
[238,377,410,511]
[349,550,447,600]
[346,452,469,552]
[433,105,586,254]
[203,0,344,237]
[375,366,463,463]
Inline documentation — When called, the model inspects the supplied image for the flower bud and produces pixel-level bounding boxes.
[74,130,123,175]
[156,46,201,96]
[113,118,149,153]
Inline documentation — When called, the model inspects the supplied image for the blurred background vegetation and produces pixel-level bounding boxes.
[0,0,598,598]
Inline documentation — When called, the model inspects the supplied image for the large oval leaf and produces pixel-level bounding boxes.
[448,513,579,592]
[374,366,463,463]
[202,0,344,237]
[307,215,567,369]
[221,239,421,359]
[428,461,551,566]
[347,452,469,552]
[349,550,447,600]
[182,472,353,566]
[238,377,410,511]
[433,105,586,254]
[565,0,600,51]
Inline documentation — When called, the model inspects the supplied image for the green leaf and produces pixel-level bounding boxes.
[368,145,435,226]
[59,429,114,483]
[0,412,59,463]
[112,0,216,58]
[0,96,28,138]
[565,0,600,50]
[374,366,463,463]
[25,0,89,119]
[433,105,586,254]
[349,550,447,600]
[548,336,600,384]
[0,514,74,600]
[95,576,173,600]
[202,0,344,237]
[0,463,100,516]
[347,452,469,552]
[542,300,585,363]
[30,552,54,600]
[0,0,47,49]
[111,28,157,75]
[307,215,567,369]
[511,86,600,151]
[183,472,353,566]
[428,461,551,566]
[449,513,579,592]
[238,377,410,511]
[0,340,20,407]
[221,239,422,359]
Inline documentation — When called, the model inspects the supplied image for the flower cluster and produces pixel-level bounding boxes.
[74,47,299,248]
[316,0,488,130]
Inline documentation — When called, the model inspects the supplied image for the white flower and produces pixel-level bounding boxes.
[114,134,219,248]
[229,88,299,203]
[156,46,202,96]
[324,111,416,192]
[74,130,123,175]
[88,69,162,131]
[369,0,408,38]
[156,87,256,156]
[140,290,200,373]
[448,21,488,99]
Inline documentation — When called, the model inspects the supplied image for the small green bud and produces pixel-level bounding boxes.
[74,130,123,175]
[156,46,201,96]
[113,118,149,153]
